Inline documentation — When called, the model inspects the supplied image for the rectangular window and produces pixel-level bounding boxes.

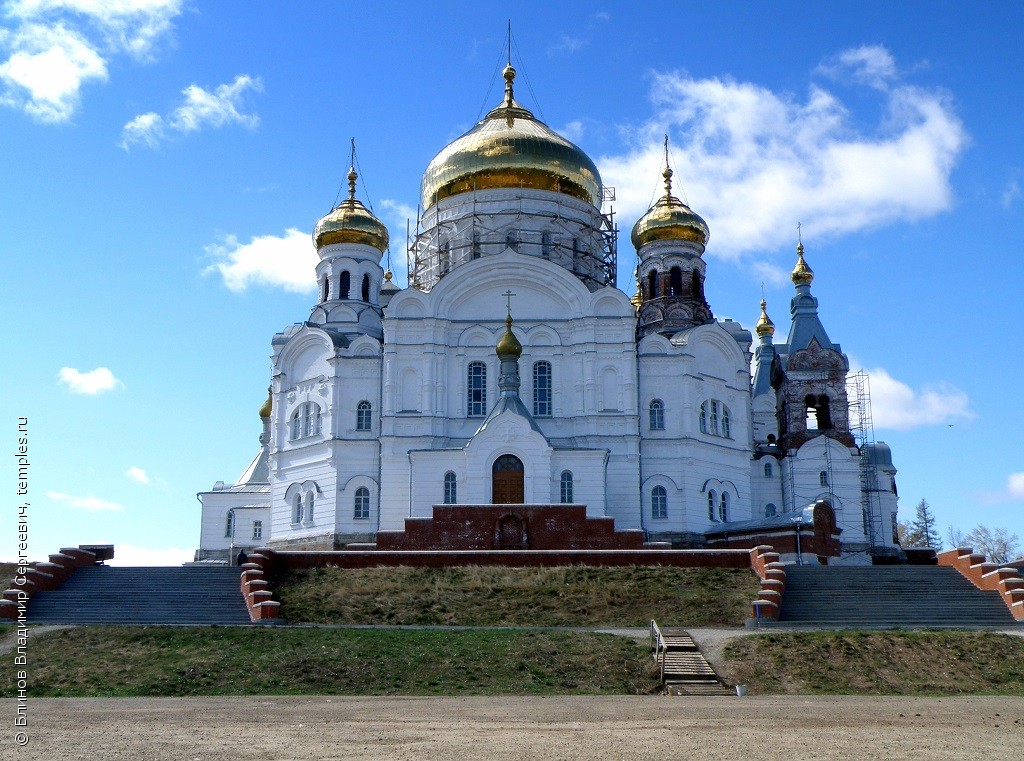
[252,520,262,540]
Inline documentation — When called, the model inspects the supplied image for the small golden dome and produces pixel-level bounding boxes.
[258,386,272,419]
[791,242,814,286]
[313,168,389,251]
[755,299,775,338]
[496,314,522,358]
[630,164,709,249]
[420,66,602,209]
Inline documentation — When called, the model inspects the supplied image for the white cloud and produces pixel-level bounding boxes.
[850,364,973,431]
[125,466,149,485]
[1008,473,1024,500]
[58,365,123,394]
[0,0,181,121]
[204,228,317,293]
[817,45,897,90]
[559,119,584,143]
[121,74,263,149]
[105,544,192,566]
[599,46,966,259]
[47,490,122,512]
[1002,180,1021,209]
[550,35,587,55]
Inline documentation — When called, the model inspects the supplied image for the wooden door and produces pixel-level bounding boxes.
[492,454,524,504]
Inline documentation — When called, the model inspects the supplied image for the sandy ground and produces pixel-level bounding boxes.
[2,695,1022,760]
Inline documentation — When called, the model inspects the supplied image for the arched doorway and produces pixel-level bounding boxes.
[492,454,524,504]
[496,513,527,550]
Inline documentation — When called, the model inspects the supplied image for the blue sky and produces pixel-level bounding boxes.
[2,1,1021,565]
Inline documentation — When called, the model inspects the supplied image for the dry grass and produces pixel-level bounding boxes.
[2,626,662,697]
[722,630,1024,695]
[273,565,759,627]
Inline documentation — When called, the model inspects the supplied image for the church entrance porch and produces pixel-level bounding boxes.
[492,454,524,504]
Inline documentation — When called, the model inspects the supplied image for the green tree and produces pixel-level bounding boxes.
[904,498,941,549]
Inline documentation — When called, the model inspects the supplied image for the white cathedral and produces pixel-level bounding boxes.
[196,64,901,565]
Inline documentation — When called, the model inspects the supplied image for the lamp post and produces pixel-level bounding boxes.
[793,514,804,566]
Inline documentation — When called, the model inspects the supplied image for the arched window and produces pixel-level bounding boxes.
[290,403,322,441]
[719,492,729,522]
[707,490,717,521]
[321,276,329,302]
[560,471,573,504]
[224,511,234,538]
[541,231,553,257]
[571,238,580,271]
[700,400,731,438]
[356,400,372,431]
[819,471,829,487]
[699,402,708,433]
[353,487,370,520]
[647,269,659,299]
[533,361,552,417]
[765,503,778,517]
[669,266,683,297]
[651,486,667,519]
[764,461,773,478]
[304,492,314,524]
[721,406,731,438]
[339,270,350,300]
[440,240,450,276]
[710,401,719,434]
[649,399,665,430]
[361,273,370,301]
[292,494,302,524]
[467,362,487,416]
[443,471,457,504]
[471,231,481,260]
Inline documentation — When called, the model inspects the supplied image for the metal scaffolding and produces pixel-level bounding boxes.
[848,370,884,549]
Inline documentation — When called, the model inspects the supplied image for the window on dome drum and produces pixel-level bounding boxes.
[820,471,829,487]
[533,361,552,416]
[321,277,329,302]
[652,486,667,520]
[443,471,457,504]
[224,511,234,538]
[339,270,350,300]
[472,231,481,260]
[252,520,262,540]
[361,273,370,301]
[505,229,519,252]
[764,461,773,478]
[356,400,372,431]
[560,470,573,504]
[669,267,683,297]
[719,492,729,522]
[440,241,450,276]
[765,503,778,517]
[541,231,553,257]
[467,362,487,417]
[571,238,580,271]
[647,269,658,299]
[649,399,665,430]
[290,403,322,441]
[707,490,716,521]
[292,494,302,524]
[353,487,370,520]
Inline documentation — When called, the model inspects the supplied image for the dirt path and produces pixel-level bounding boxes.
[3,695,1021,760]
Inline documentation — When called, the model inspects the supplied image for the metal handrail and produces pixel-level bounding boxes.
[650,619,666,681]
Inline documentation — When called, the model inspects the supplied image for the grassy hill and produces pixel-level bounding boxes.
[273,565,759,627]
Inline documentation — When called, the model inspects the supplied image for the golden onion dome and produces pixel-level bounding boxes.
[791,242,814,286]
[258,386,272,419]
[313,168,389,251]
[420,64,602,209]
[755,299,775,338]
[631,164,709,249]
[496,314,522,359]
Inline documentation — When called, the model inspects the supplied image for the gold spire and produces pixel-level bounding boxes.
[755,299,775,338]
[313,140,390,251]
[346,166,357,201]
[630,136,709,249]
[258,386,272,419]
[662,134,674,198]
[791,241,814,286]
[384,269,393,282]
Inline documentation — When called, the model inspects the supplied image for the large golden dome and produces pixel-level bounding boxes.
[630,165,709,249]
[420,65,602,209]
[314,168,389,251]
